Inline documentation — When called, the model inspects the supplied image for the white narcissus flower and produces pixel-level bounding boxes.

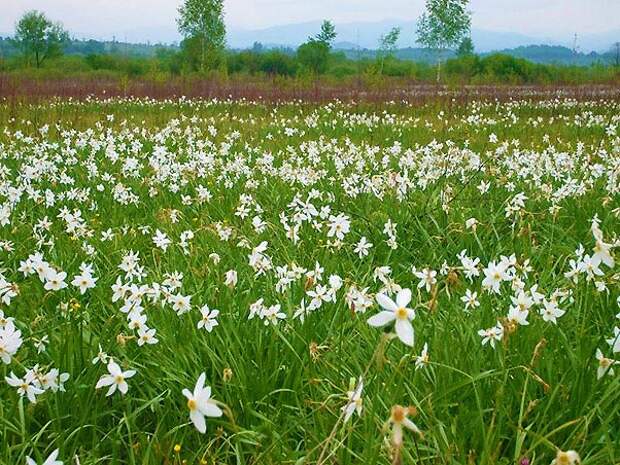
[6,371,44,403]
[92,344,108,365]
[197,305,219,332]
[595,349,618,379]
[224,269,237,287]
[414,268,437,293]
[507,306,530,326]
[550,449,580,465]
[171,293,192,315]
[389,405,422,447]
[95,361,136,396]
[26,449,63,465]
[152,229,171,252]
[342,377,363,422]
[71,272,97,294]
[43,270,68,291]
[591,221,614,268]
[367,288,415,346]
[461,289,480,311]
[539,299,565,324]
[607,326,620,353]
[354,237,373,258]
[478,323,504,349]
[415,343,430,370]
[0,320,23,364]
[481,261,509,294]
[137,327,158,346]
[465,217,478,230]
[183,373,223,433]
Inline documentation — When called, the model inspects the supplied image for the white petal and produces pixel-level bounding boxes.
[106,383,117,397]
[402,418,421,434]
[343,403,355,422]
[396,289,412,308]
[118,381,128,394]
[96,376,114,389]
[395,319,414,346]
[201,401,223,417]
[44,449,60,465]
[392,423,403,446]
[353,378,363,397]
[376,293,397,312]
[194,373,206,393]
[107,361,121,376]
[367,311,396,327]
[190,409,206,433]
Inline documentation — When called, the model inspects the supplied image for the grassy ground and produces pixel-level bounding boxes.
[0,96,618,465]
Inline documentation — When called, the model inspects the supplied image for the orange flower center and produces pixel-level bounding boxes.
[391,405,406,423]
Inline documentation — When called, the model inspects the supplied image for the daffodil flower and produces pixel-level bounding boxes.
[183,373,223,433]
[367,288,415,346]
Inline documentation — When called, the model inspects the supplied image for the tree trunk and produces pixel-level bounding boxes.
[436,50,442,83]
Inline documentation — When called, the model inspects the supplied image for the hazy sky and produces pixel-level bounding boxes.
[2,0,619,41]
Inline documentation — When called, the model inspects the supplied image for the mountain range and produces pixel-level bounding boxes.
[3,18,616,53]
[226,19,618,53]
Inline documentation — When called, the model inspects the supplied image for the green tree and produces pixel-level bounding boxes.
[297,40,330,74]
[12,10,69,68]
[377,27,401,75]
[297,20,337,75]
[314,20,337,49]
[177,0,226,71]
[457,36,474,56]
[416,0,471,81]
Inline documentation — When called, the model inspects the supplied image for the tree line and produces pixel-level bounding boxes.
[2,0,618,85]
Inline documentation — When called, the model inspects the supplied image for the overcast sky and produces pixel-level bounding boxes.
[2,0,619,41]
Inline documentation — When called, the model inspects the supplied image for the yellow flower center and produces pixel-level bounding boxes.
[187,398,197,411]
[396,307,408,320]
[114,375,124,384]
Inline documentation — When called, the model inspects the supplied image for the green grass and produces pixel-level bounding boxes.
[0,97,618,465]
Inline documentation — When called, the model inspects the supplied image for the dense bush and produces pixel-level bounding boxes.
[1,47,618,85]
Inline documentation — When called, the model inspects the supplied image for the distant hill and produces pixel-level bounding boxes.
[226,19,619,54]
[226,20,550,52]
[334,44,614,66]
[489,45,615,66]
[0,35,615,67]
[0,37,176,58]
[2,18,618,54]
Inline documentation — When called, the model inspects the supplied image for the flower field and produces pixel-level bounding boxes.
[0,96,618,465]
